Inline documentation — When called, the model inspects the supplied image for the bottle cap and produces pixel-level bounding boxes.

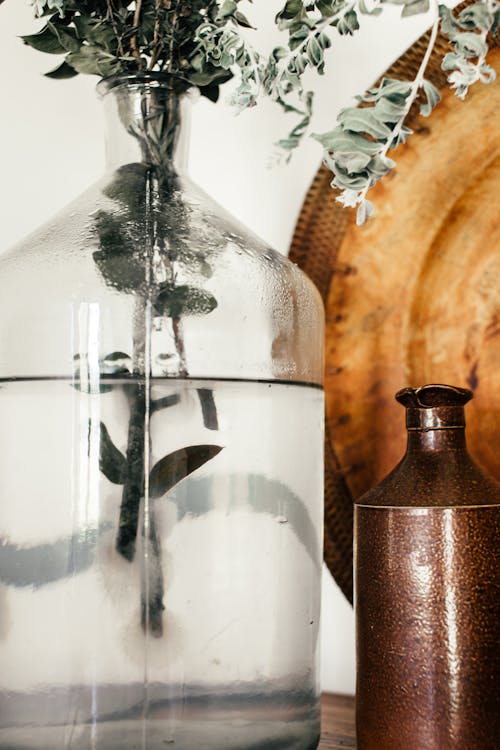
[396,384,472,430]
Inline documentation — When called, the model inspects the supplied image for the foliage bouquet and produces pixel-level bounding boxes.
[4,0,498,223]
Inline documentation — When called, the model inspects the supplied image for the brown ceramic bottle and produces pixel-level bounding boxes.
[355,384,500,750]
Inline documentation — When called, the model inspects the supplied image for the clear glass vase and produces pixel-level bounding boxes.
[0,73,324,750]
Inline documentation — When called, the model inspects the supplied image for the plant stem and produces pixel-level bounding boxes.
[149,0,164,71]
[383,16,440,155]
[116,284,149,562]
[141,503,165,636]
[197,388,219,430]
[116,382,146,561]
[106,0,126,58]
[357,14,440,207]
[166,0,182,74]
[172,317,188,376]
[130,0,144,69]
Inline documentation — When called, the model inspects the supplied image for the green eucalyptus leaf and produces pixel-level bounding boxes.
[47,20,80,52]
[234,10,255,28]
[290,26,309,47]
[441,51,463,71]
[45,60,78,79]
[293,53,307,75]
[401,0,430,17]
[103,163,149,214]
[154,283,218,319]
[420,79,441,117]
[383,0,430,14]
[189,62,232,86]
[199,82,222,102]
[22,25,67,54]
[275,0,307,30]
[362,78,412,103]
[307,35,323,66]
[356,198,375,226]
[439,3,458,37]
[369,154,395,176]
[88,25,117,52]
[315,0,338,14]
[66,46,121,76]
[458,2,494,31]
[334,151,372,173]
[270,45,289,62]
[332,165,371,190]
[479,62,496,83]
[336,9,360,34]
[492,5,500,34]
[358,0,383,15]
[277,136,300,151]
[373,96,408,122]
[93,211,146,294]
[217,0,238,19]
[390,124,413,147]
[337,108,392,140]
[99,352,132,376]
[454,31,488,59]
[149,445,223,499]
[73,16,95,40]
[313,128,382,155]
[103,351,131,363]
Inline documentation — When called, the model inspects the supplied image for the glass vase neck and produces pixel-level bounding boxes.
[98,74,192,175]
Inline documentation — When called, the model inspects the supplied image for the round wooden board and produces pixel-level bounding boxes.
[291,31,500,603]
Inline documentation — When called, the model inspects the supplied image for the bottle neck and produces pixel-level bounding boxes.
[99,76,191,174]
[406,427,467,453]
[405,405,467,453]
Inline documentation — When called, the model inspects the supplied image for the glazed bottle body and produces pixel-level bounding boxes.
[0,75,324,750]
[355,385,500,750]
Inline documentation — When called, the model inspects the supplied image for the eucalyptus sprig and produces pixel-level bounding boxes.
[7,0,500,221]
[440,0,499,98]
[305,0,498,222]
[313,17,442,224]
[191,0,498,221]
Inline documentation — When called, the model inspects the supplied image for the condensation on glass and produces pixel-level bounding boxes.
[0,74,325,750]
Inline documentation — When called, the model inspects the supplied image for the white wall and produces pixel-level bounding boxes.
[0,1,434,695]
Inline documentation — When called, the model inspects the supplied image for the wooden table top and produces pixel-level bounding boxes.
[320,693,356,749]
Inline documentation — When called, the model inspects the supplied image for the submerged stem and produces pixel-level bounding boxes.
[116,383,146,561]
[141,507,165,636]
[172,317,188,376]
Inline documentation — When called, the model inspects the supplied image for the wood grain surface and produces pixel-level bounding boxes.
[320,693,356,749]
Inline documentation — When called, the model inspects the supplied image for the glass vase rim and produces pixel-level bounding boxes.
[97,71,194,99]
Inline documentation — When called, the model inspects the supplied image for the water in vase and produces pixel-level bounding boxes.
[0,377,323,750]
